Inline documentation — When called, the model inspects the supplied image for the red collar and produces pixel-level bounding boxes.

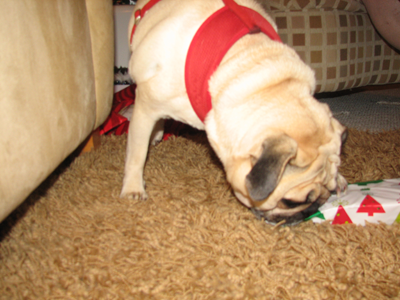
[130,0,282,123]
[130,0,162,44]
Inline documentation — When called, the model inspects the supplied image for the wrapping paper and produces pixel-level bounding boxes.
[307,179,400,225]
[99,85,189,139]
[99,85,136,135]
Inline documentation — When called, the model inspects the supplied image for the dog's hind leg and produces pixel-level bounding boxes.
[120,96,159,200]
[150,119,165,145]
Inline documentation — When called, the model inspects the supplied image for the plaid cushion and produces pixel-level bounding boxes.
[257,0,400,92]
[258,0,366,12]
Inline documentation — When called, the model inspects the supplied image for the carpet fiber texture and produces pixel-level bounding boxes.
[1,129,400,299]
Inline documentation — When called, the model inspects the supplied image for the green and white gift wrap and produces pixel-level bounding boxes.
[306,179,400,225]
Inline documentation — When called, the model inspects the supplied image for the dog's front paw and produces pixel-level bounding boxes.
[336,174,348,196]
[120,190,148,201]
[120,182,148,201]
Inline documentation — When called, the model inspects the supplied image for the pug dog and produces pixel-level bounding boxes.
[121,0,347,225]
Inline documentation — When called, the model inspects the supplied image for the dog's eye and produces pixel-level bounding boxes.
[250,154,258,166]
[341,128,348,144]
[283,162,307,176]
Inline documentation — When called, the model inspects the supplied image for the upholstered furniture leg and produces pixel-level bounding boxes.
[80,129,101,155]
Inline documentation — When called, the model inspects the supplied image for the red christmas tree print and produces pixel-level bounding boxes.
[332,205,353,225]
[357,195,385,216]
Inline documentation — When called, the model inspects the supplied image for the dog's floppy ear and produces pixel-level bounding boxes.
[245,135,297,201]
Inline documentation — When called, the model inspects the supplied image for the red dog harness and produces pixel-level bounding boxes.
[130,0,282,123]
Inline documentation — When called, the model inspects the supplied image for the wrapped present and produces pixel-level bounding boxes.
[99,85,135,135]
[306,179,400,225]
[99,85,192,139]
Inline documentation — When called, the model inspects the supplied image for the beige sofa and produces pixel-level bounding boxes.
[0,0,114,222]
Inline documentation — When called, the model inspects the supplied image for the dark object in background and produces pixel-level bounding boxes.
[114,67,133,85]
[113,0,136,5]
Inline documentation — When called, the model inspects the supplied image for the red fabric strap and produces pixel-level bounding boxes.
[129,0,282,123]
[185,0,282,123]
[130,0,162,44]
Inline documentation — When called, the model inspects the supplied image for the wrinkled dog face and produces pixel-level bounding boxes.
[223,104,347,226]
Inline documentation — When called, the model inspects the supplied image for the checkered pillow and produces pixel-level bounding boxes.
[257,0,400,92]
[260,0,366,12]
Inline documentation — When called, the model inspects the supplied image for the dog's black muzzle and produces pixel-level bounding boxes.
[251,196,329,226]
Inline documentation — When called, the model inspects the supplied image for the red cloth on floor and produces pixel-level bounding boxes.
[99,85,189,140]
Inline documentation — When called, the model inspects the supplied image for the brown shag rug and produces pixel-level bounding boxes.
[1,128,400,299]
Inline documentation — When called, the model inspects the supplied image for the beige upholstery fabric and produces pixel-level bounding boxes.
[258,0,400,92]
[0,0,113,222]
[86,0,114,128]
